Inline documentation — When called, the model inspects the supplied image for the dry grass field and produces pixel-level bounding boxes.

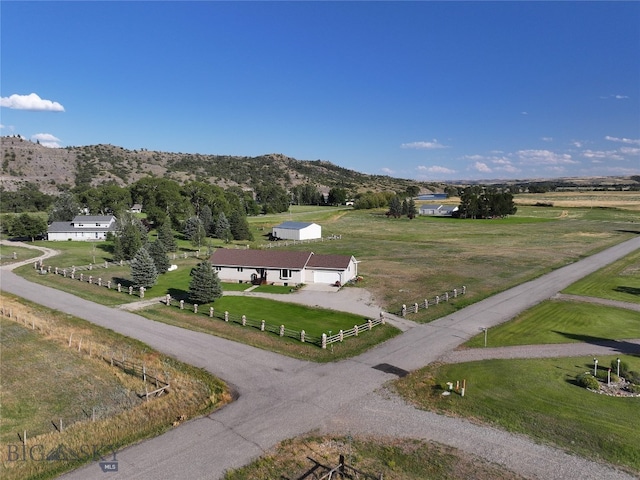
[0,293,230,480]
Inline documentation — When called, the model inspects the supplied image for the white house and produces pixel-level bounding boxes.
[129,203,143,213]
[47,215,117,241]
[209,249,358,286]
[272,221,322,241]
[419,204,459,217]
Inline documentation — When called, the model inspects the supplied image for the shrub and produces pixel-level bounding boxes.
[626,371,640,385]
[628,384,640,394]
[576,372,600,390]
[611,359,630,377]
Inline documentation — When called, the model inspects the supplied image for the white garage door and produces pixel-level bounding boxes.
[313,271,340,284]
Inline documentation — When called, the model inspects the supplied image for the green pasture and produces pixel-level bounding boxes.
[464,300,640,348]
[141,302,400,362]
[562,249,640,304]
[0,244,41,265]
[394,356,640,473]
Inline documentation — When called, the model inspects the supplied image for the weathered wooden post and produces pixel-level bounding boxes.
[368,319,373,330]
[300,330,305,343]
[98,277,102,287]
[339,330,344,342]
[140,287,145,298]
[424,299,428,309]
[209,307,214,317]
[180,300,184,310]
[107,280,111,289]
[118,283,122,292]
[260,320,265,331]
[88,275,92,284]
[435,295,440,305]
[193,304,198,314]
[63,268,67,277]
[462,285,466,295]
[241,314,245,325]
[401,304,407,317]
[445,292,449,302]
[80,273,84,282]
[354,325,359,336]
[55,267,59,275]
[321,333,327,349]
[414,303,419,313]
[454,288,458,298]
[166,294,171,306]
[129,285,133,295]
[279,325,285,337]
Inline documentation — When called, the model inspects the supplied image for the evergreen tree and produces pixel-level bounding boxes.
[387,195,402,218]
[215,212,232,243]
[188,261,222,304]
[229,209,253,241]
[407,198,417,219]
[157,221,177,252]
[401,198,409,216]
[130,247,158,288]
[199,205,214,236]
[113,212,148,261]
[183,216,203,240]
[146,239,170,274]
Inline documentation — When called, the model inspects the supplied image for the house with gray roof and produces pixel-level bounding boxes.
[47,215,117,241]
[272,221,321,241]
[419,204,459,216]
[209,248,358,286]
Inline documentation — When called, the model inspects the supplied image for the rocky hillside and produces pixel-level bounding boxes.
[0,136,442,195]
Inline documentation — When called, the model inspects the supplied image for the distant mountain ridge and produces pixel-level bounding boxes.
[0,136,441,195]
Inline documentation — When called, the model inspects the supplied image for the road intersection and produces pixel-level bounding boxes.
[2,236,639,479]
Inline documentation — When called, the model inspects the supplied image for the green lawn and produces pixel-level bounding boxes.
[562,249,640,304]
[394,356,640,473]
[464,299,640,348]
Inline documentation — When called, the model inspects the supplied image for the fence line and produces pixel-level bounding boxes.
[258,235,342,249]
[0,306,170,440]
[393,285,467,317]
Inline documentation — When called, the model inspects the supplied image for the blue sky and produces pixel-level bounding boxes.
[1,1,639,181]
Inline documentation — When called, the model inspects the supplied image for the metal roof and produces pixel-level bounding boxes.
[273,221,318,230]
[210,249,354,271]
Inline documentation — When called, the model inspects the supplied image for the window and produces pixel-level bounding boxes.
[215,266,221,271]
[237,267,244,272]
[281,269,290,278]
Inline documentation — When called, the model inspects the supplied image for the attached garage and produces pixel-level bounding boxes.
[272,221,322,241]
[313,270,341,284]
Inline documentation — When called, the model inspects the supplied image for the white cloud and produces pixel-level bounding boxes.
[515,149,577,165]
[380,167,395,175]
[615,95,629,99]
[619,147,640,156]
[582,149,623,161]
[401,139,447,150]
[417,165,456,174]
[0,93,65,112]
[32,132,62,148]
[541,137,553,142]
[520,111,528,115]
[571,141,583,148]
[605,135,640,146]
[473,162,492,173]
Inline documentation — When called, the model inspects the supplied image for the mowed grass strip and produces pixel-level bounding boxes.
[224,434,526,480]
[562,248,640,304]
[394,356,640,474]
[463,300,640,348]
[140,301,400,362]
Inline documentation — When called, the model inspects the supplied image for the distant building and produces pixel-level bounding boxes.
[419,204,459,217]
[129,203,143,213]
[272,221,322,241]
[47,215,117,241]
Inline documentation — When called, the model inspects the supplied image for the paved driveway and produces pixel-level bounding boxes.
[2,236,639,479]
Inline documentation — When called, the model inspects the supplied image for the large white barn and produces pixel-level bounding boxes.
[272,221,321,241]
[47,215,117,241]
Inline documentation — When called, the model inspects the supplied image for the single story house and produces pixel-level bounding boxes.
[419,204,459,216]
[129,203,143,213]
[47,215,117,241]
[209,249,358,286]
[272,221,321,241]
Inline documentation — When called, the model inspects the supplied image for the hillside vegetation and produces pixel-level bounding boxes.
[0,136,440,195]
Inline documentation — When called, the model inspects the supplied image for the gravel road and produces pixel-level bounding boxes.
[2,236,639,480]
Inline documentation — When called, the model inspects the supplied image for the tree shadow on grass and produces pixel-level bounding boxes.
[112,277,133,288]
[613,286,640,297]
[552,330,640,357]
[167,287,189,301]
